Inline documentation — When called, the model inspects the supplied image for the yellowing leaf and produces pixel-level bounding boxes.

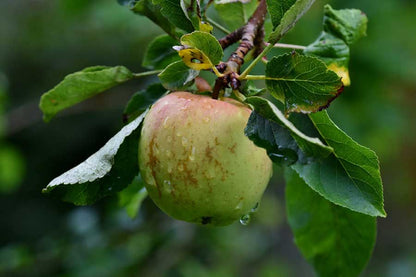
[328,63,351,86]
[178,48,213,70]
[199,21,213,33]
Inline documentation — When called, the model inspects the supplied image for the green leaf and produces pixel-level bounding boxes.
[245,110,307,166]
[292,111,386,217]
[265,52,343,113]
[303,5,368,87]
[323,4,368,45]
[158,60,199,90]
[153,0,195,32]
[267,0,315,44]
[118,174,148,218]
[285,168,376,277]
[130,0,177,38]
[39,66,133,122]
[42,111,148,205]
[241,80,266,97]
[123,83,167,123]
[214,0,258,31]
[266,0,296,29]
[304,32,351,86]
[245,96,332,164]
[142,35,181,70]
[180,31,224,66]
[180,0,200,30]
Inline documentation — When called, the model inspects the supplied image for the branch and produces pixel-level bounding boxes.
[212,0,268,99]
[227,0,267,69]
[218,27,244,49]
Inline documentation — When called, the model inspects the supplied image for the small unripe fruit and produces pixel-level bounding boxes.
[138,92,273,226]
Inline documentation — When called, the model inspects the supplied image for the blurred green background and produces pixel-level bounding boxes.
[1,0,415,276]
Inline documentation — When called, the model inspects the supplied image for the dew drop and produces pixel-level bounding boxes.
[176,131,182,137]
[251,202,259,213]
[181,137,189,147]
[203,117,210,123]
[240,214,251,226]
[235,201,243,211]
[178,164,184,171]
[152,144,160,155]
[162,117,170,128]
[205,167,215,179]
[167,164,173,173]
[163,180,172,193]
[166,136,172,143]
[189,146,196,161]
[165,150,172,158]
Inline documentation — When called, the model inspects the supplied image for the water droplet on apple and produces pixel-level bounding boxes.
[162,117,170,128]
[235,201,243,211]
[182,137,188,147]
[152,144,160,155]
[189,146,196,161]
[251,202,259,213]
[163,180,172,193]
[240,214,251,226]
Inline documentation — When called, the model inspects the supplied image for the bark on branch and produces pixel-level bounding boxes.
[213,0,268,99]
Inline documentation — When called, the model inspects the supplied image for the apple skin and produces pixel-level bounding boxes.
[138,92,273,226]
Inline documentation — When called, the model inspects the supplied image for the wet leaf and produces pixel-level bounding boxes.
[42,111,148,205]
[245,96,332,165]
[153,0,195,32]
[214,0,257,31]
[292,111,386,217]
[267,0,315,44]
[158,60,199,90]
[285,168,377,277]
[39,66,133,122]
[323,4,368,45]
[180,31,224,66]
[266,0,296,29]
[265,52,343,113]
[142,35,181,70]
[123,83,167,123]
[304,32,351,86]
[129,0,177,38]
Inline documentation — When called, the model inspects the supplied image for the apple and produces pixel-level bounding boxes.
[138,92,273,226]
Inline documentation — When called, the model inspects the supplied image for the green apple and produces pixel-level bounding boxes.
[138,92,273,226]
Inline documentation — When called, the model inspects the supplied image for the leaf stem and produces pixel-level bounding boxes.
[206,17,231,34]
[239,43,273,80]
[267,42,306,50]
[243,75,266,80]
[132,70,163,78]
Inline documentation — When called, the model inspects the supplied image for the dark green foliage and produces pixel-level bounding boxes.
[265,53,343,113]
[286,169,376,277]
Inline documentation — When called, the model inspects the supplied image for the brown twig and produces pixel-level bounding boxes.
[212,0,268,99]
[218,27,244,49]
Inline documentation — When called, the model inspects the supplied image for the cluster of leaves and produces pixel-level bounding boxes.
[39,0,384,276]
